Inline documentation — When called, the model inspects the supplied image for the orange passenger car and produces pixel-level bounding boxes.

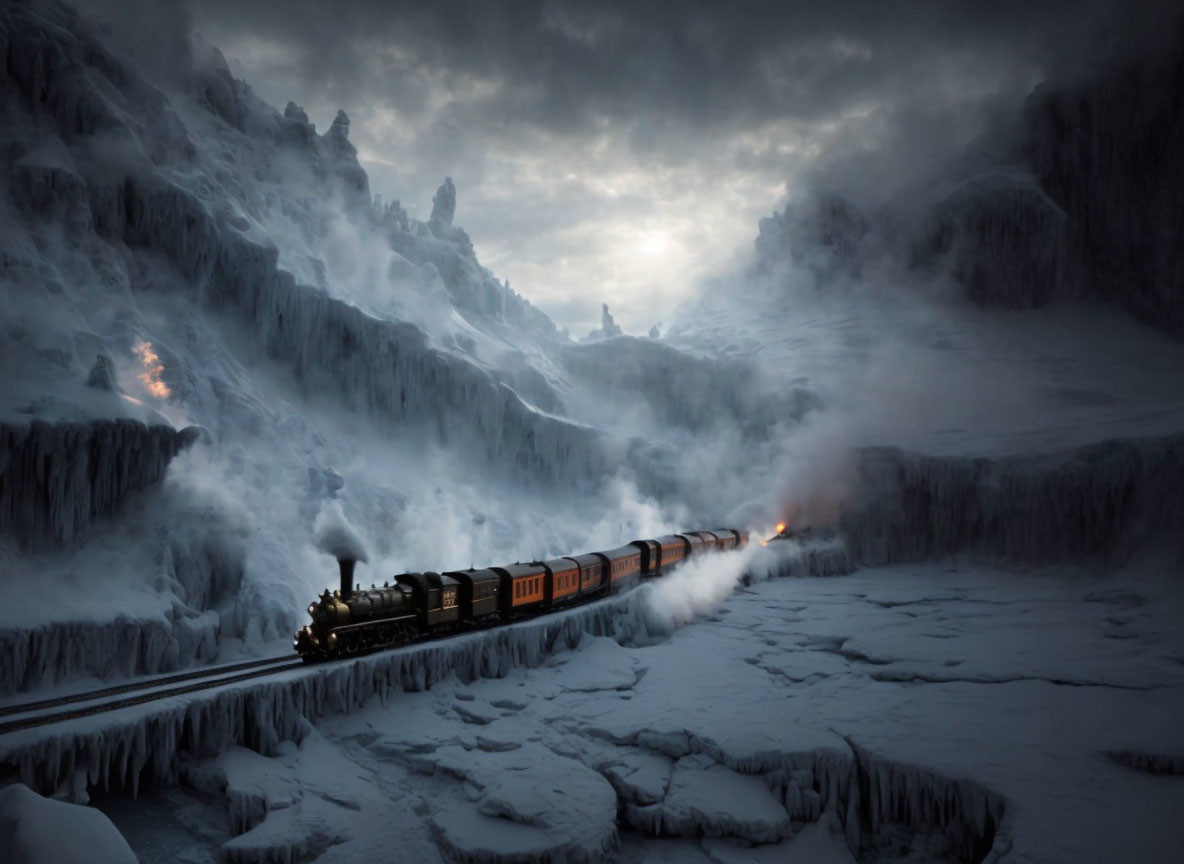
[544,557,581,606]
[494,563,548,615]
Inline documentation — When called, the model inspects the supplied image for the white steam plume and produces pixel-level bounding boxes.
[313,500,369,563]
[643,544,757,631]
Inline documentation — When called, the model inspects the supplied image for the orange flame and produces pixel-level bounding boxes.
[132,341,171,398]
[775,522,786,534]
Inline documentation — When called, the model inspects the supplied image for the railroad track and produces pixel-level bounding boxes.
[0,655,304,736]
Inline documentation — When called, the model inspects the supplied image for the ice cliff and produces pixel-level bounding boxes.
[752,21,1184,334]
[1024,25,1184,336]
[0,421,199,551]
[842,433,1184,566]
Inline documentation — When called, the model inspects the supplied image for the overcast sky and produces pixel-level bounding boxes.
[95,0,1151,335]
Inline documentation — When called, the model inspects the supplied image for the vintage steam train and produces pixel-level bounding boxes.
[294,529,749,661]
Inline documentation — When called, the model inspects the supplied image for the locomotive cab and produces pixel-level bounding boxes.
[395,572,461,630]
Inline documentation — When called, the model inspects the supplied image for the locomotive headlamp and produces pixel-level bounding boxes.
[308,603,317,616]
[775,522,786,534]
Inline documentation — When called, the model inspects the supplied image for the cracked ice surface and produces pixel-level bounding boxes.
[49,549,1184,863]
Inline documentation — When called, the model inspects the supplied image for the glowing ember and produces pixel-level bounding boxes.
[132,340,171,398]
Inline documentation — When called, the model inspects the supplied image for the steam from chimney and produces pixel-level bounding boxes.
[313,500,368,597]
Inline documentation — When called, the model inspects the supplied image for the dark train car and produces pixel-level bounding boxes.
[444,568,500,622]
[601,544,642,591]
[677,533,707,557]
[567,553,607,596]
[655,534,688,572]
[735,529,750,547]
[543,557,580,607]
[494,562,548,616]
[394,572,460,630]
[630,538,660,575]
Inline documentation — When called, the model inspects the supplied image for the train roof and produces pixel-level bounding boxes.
[655,534,687,546]
[444,568,500,585]
[495,562,548,579]
[599,544,639,560]
[542,557,578,574]
[565,553,604,567]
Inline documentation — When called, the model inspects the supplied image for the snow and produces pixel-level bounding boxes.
[625,753,792,843]
[0,783,136,864]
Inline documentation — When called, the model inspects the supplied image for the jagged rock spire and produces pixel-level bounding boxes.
[601,303,622,337]
[328,109,350,141]
[284,101,310,124]
[431,177,456,226]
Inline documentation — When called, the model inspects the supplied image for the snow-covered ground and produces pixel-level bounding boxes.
[7,545,1176,862]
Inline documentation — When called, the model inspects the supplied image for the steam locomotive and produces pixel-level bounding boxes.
[294,529,749,661]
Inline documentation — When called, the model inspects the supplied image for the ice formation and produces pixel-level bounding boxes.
[1024,32,1184,336]
[842,433,1184,566]
[0,421,199,551]
[924,171,1066,308]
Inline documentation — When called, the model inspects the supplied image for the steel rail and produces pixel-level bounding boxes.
[0,661,307,736]
[0,655,296,720]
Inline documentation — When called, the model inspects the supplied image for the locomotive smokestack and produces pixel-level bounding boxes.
[339,558,357,600]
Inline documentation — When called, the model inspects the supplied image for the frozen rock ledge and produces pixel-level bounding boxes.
[0,420,201,551]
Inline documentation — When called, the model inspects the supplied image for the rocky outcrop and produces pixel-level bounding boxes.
[756,193,871,282]
[1023,29,1184,336]
[924,171,1066,308]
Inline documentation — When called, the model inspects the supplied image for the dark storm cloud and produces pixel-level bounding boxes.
[72,0,1177,334]
[187,0,1149,134]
